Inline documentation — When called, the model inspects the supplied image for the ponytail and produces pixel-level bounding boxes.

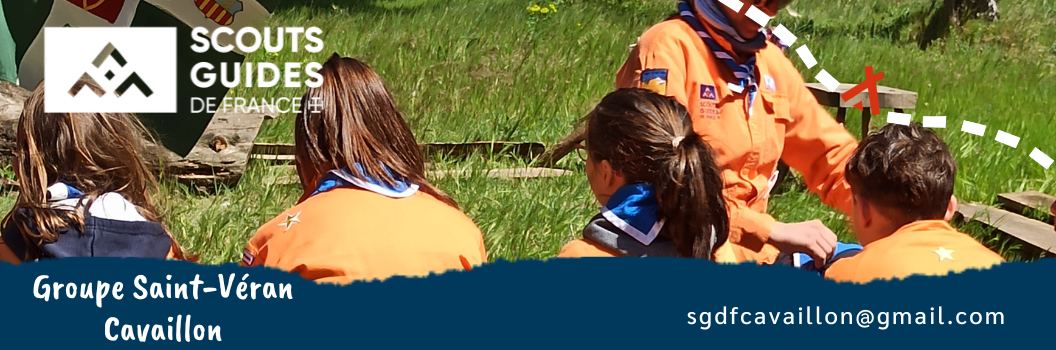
[585,88,729,259]
[655,133,729,258]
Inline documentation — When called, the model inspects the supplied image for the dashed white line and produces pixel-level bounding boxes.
[771,24,797,46]
[815,69,840,92]
[887,111,911,125]
[961,121,986,136]
[718,0,744,12]
[995,130,1020,148]
[745,6,771,27]
[795,45,816,69]
[923,116,946,128]
[1030,148,1053,169]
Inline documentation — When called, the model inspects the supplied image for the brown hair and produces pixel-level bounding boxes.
[3,80,188,261]
[846,123,956,224]
[295,54,457,207]
[584,88,729,259]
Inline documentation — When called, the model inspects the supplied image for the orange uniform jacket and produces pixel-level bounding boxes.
[244,188,487,285]
[558,238,740,263]
[825,220,1004,283]
[616,19,858,263]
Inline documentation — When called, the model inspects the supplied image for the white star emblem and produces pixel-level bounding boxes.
[278,211,301,231]
[934,247,954,261]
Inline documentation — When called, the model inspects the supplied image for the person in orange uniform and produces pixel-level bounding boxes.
[557,88,735,262]
[615,0,856,266]
[825,123,1004,283]
[243,54,487,284]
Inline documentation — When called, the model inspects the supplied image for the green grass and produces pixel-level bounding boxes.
[3,0,1056,263]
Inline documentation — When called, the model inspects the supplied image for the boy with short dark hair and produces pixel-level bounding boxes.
[825,123,1003,283]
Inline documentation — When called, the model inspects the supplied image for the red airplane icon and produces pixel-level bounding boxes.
[840,66,885,116]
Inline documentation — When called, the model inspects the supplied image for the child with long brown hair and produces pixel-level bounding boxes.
[558,88,733,260]
[0,80,189,263]
[242,54,486,284]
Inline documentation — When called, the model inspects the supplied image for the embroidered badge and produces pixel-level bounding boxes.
[242,249,255,266]
[764,75,776,92]
[278,211,301,231]
[640,69,668,95]
[934,247,955,261]
[699,84,718,101]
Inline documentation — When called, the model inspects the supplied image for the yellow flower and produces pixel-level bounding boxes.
[540,7,549,13]
[549,3,557,12]
[528,4,541,12]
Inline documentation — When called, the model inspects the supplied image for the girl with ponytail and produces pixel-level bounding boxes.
[558,88,733,261]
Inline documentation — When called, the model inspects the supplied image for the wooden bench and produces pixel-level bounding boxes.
[769,84,919,192]
[954,191,1056,258]
[805,83,919,140]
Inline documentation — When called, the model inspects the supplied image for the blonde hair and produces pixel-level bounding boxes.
[2,79,189,261]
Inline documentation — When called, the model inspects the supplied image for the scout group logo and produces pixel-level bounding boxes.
[44,27,177,113]
[699,84,720,120]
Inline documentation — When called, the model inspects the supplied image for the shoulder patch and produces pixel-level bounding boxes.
[699,84,718,101]
[639,69,668,95]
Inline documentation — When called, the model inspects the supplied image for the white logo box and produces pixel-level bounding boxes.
[44,27,177,113]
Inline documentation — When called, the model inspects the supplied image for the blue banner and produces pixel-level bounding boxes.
[6,258,1037,348]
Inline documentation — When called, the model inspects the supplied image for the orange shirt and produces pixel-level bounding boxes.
[557,238,740,263]
[616,19,857,264]
[825,220,1004,283]
[244,188,487,285]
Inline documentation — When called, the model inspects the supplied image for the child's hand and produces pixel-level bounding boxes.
[768,220,838,268]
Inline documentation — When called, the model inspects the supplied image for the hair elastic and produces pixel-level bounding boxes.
[671,136,686,148]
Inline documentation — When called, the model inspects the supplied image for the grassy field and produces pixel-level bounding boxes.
[4,0,1056,264]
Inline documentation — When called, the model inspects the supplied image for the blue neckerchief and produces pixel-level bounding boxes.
[45,182,84,203]
[794,242,864,275]
[691,0,769,52]
[310,164,419,199]
[600,183,665,246]
[679,1,759,115]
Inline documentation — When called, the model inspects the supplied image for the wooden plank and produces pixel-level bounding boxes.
[429,167,573,180]
[955,203,1056,254]
[263,167,572,186]
[250,154,296,163]
[420,142,545,160]
[806,83,919,110]
[251,142,296,156]
[998,191,1055,222]
[251,141,547,160]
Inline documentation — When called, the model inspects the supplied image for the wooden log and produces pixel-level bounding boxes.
[0,81,32,165]
[997,191,1055,223]
[1,80,271,191]
[955,203,1056,255]
[531,123,585,168]
[145,110,270,188]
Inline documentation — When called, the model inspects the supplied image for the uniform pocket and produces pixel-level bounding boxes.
[760,92,793,169]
